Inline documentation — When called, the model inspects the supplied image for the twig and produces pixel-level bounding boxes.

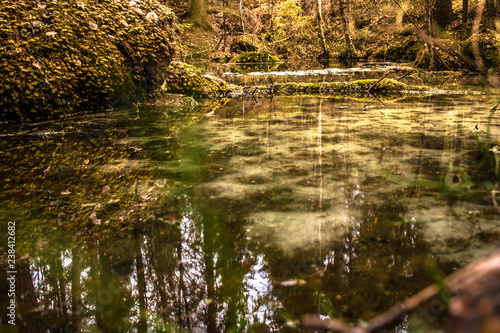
[367,71,390,94]
[395,70,416,81]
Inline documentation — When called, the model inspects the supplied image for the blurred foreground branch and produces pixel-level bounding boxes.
[301,251,500,332]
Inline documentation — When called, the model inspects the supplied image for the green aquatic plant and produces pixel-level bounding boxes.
[0,0,177,121]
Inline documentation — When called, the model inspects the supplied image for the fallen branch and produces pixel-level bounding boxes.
[367,71,390,94]
[300,251,500,332]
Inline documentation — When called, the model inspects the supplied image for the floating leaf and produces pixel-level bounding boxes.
[45,31,57,38]
[32,20,41,27]
[37,2,46,9]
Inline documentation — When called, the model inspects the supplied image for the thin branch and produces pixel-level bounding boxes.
[367,71,390,93]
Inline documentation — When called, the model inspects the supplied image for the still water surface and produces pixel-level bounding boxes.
[1,72,500,332]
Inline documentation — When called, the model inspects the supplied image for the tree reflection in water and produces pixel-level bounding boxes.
[2,93,499,332]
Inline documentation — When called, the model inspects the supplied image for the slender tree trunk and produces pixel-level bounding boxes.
[316,0,329,56]
[462,0,469,24]
[239,0,245,34]
[269,0,275,30]
[426,0,435,70]
[135,235,147,333]
[71,247,82,328]
[17,260,41,332]
[188,0,213,31]
[433,0,452,28]
[484,0,500,29]
[338,0,355,57]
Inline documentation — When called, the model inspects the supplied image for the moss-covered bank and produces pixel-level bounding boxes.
[0,0,177,122]
[244,79,428,95]
[160,62,235,97]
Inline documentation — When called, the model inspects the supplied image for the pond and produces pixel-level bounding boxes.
[1,65,500,333]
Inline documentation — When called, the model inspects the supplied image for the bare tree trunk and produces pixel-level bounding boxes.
[426,0,435,70]
[239,0,245,34]
[316,0,329,56]
[338,0,355,57]
[188,0,213,31]
[462,0,469,24]
[484,0,500,29]
[135,235,147,333]
[270,0,275,30]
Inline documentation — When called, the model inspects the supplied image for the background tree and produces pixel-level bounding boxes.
[484,0,500,29]
[316,0,329,58]
[463,0,469,25]
[337,0,355,57]
[433,0,453,29]
[187,0,213,30]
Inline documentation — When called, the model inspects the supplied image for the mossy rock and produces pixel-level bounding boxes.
[414,45,461,71]
[231,52,280,63]
[462,30,500,72]
[160,62,235,97]
[230,37,258,53]
[0,0,177,122]
[231,62,280,74]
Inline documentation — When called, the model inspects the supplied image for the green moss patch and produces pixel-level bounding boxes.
[160,62,235,97]
[245,79,428,95]
[231,51,280,63]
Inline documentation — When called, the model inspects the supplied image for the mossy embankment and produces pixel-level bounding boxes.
[241,78,429,96]
[0,0,177,122]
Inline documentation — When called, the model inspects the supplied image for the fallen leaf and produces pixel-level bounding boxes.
[88,21,98,30]
[45,31,57,38]
[61,190,71,195]
[145,11,158,21]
